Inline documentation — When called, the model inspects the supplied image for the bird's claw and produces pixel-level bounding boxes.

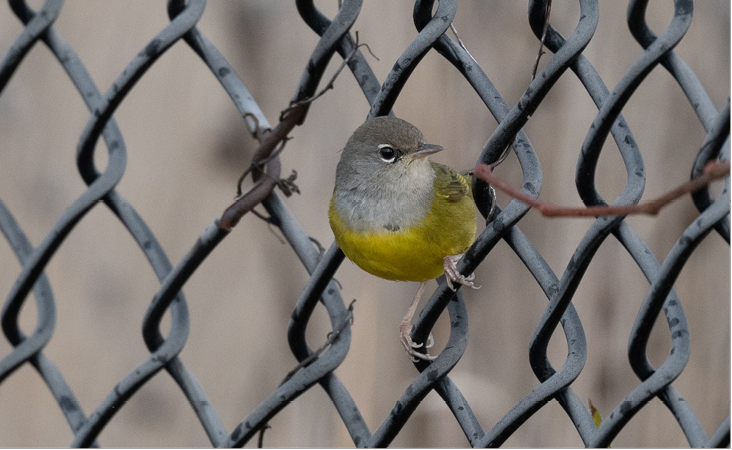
[443,255,481,291]
[400,323,437,361]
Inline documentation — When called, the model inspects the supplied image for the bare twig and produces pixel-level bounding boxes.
[220,103,303,230]
[250,208,288,244]
[255,299,355,448]
[308,236,326,259]
[531,0,552,81]
[491,141,514,169]
[250,208,271,223]
[473,160,730,218]
[257,424,271,449]
[236,137,291,197]
[280,32,377,120]
[225,34,377,231]
[281,299,356,385]
[449,23,478,66]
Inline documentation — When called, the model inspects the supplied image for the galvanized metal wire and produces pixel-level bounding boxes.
[0,0,728,447]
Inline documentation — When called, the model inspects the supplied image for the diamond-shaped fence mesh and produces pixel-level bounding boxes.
[0,0,729,447]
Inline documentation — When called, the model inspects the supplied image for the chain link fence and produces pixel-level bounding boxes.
[0,0,729,447]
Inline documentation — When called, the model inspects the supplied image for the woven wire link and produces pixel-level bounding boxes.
[0,0,729,447]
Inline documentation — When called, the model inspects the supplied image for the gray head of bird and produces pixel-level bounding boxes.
[334,116,443,195]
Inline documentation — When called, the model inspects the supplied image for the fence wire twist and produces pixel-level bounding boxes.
[0,0,729,447]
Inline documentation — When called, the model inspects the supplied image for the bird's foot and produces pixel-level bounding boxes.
[443,255,481,291]
[399,320,437,362]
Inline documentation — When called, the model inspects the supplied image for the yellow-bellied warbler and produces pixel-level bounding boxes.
[329,116,479,361]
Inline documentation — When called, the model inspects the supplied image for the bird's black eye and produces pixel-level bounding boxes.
[378,145,399,163]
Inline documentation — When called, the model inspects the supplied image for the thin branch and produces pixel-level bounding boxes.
[224,34,377,231]
[236,137,291,197]
[531,0,552,81]
[257,424,271,449]
[220,104,302,230]
[473,160,730,218]
[280,299,356,385]
[255,299,356,447]
[280,32,377,120]
[491,140,514,169]
[449,23,478,66]
[250,208,288,244]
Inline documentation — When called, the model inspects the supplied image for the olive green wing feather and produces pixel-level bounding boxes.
[431,161,472,202]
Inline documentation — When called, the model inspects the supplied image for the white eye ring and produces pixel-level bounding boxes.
[378,144,398,163]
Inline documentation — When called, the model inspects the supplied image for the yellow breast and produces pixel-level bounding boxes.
[329,168,476,282]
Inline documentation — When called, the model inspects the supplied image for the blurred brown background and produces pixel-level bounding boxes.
[0,1,729,447]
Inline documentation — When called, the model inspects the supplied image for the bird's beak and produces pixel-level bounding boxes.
[412,143,444,159]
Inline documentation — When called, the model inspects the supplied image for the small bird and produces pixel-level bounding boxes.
[329,116,478,361]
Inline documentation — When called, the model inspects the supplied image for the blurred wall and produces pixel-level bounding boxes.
[0,1,729,447]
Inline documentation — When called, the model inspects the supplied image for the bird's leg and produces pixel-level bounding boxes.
[443,254,481,291]
[399,282,437,361]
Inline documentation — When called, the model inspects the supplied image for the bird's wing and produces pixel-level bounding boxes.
[431,161,472,202]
